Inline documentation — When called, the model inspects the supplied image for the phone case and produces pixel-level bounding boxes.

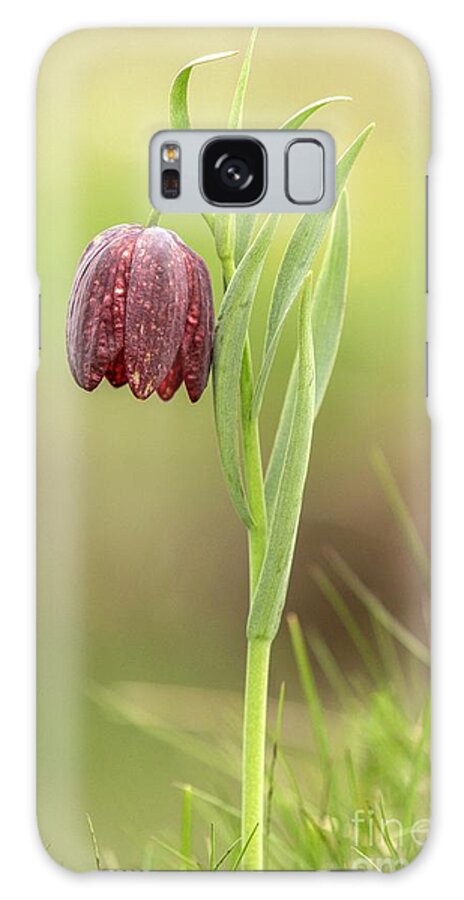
[37,28,430,872]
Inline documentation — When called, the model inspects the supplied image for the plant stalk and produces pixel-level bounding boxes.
[241,636,271,869]
[241,340,268,591]
[219,246,271,868]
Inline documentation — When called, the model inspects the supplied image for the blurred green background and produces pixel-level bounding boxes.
[37,28,430,869]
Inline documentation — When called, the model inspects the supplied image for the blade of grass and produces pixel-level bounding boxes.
[151,836,202,870]
[369,614,404,688]
[232,822,260,870]
[180,785,193,869]
[214,836,242,870]
[86,813,101,870]
[173,783,240,820]
[307,630,353,705]
[301,808,344,869]
[326,549,430,666]
[287,614,331,780]
[89,684,238,778]
[208,823,216,870]
[370,447,430,586]
[377,794,402,862]
[402,696,431,840]
[345,749,360,811]
[352,846,382,872]
[311,565,380,681]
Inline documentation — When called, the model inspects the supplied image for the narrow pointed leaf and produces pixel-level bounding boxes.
[216,29,258,266]
[280,96,351,130]
[264,361,297,521]
[214,213,236,270]
[247,277,316,641]
[236,96,349,265]
[228,28,257,128]
[252,123,374,418]
[264,192,349,517]
[313,189,350,413]
[234,213,257,266]
[169,51,238,129]
[213,215,279,527]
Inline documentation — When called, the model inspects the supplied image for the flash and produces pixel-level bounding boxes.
[162,143,180,163]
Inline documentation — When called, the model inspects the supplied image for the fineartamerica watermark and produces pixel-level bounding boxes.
[350,808,429,871]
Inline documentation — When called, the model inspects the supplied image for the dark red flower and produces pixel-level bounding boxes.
[66,224,214,402]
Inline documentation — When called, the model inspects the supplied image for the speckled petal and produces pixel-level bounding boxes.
[179,248,215,402]
[124,227,190,400]
[66,225,141,391]
[157,351,184,401]
[105,349,129,387]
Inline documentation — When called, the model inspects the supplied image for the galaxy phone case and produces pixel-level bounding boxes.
[37,28,430,871]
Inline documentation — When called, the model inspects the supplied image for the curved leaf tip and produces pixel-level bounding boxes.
[280,95,352,131]
[169,50,238,129]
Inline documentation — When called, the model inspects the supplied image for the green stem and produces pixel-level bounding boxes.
[241,339,268,591]
[220,251,267,586]
[241,637,271,870]
[219,247,270,869]
[145,207,161,227]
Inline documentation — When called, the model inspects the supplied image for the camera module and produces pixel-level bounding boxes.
[201,138,266,206]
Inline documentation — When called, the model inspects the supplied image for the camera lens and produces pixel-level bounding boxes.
[202,138,266,206]
[218,156,251,190]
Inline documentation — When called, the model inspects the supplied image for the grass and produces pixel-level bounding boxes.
[89,587,429,871]
[87,454,430,871]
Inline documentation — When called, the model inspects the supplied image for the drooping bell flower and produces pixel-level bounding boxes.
[66,224,214,402]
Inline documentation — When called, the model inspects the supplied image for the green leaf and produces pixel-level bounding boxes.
[312,189,350,414]
[234,214,257,266]
[214,214,236,270]
[213,215,279,527]
[264,192,349,518]
[252,122,374,419]
[264,361,297,522]
[215,29,258,267]
[169,51,238,129]
[234,96,350,266]
[228,28,257,128]
[280,96,351,130]
[247,276,316,641]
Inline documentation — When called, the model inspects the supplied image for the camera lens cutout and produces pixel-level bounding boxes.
[201,138,266,205]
